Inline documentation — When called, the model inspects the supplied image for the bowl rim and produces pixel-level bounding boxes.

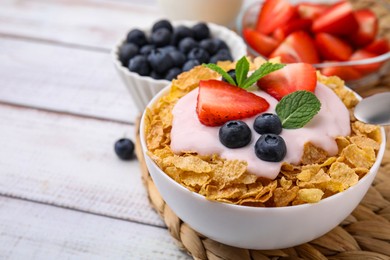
[236,0,390,68]
[140,83,387,212]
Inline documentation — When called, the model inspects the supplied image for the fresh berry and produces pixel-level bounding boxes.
[254,134,287,162]
[192,22,210,41]
[114,138,135,160]
[212,38,229,51]
[169,50,186,67]
[172,25,194,45]
[272,19,312,42]
[297,3,329,20]
[257,63,317,100]
[150,70,163,80]
[196,80,270,126]
[243,28,278,57]
[364,38,390,55]
[182,59,200,72]
[253,113,282,135]
[187,48,210,64]
[178,37,199,54]
[128,55,150,76]
[119,43,139,66]
[139,44,155,56]
[165,67,182,81]
[312,1,358,36]
[151,28,172,47]
[209,49,233,64]
[222,70,237,85]
[126,29,148,47]
[159,45,177,54]
[255,0,296,35]
[321,66,361,81]
[349,9,378,48]
[349,50,381,75]
[199,39,219,55]
[152,19,173,33]
[315,33,353,61]
[270,31,320,64]
[219,121,252,148]
[147,49,174,74]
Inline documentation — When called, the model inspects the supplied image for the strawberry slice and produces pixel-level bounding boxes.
[196,80,270,126]
[269,31,320,64]
[312,1,358,36]
[257,63,317,101]
[272,18,312,42]
[350,50,382,75]
[321,66,361,81]
[297,3,329,20]
[349,9,378,47]
[243,28,278,57]
[315,33,353,61]
[364,38,390,55]
[255,0,296,35]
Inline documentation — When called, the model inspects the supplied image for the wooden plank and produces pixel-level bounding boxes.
[0,0,163,49]
[0,103,164,227]
[0,37,140,123]
[0,196,189,259]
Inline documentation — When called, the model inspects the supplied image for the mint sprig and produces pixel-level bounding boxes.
[202,57,285,89]
[276,91,321,129]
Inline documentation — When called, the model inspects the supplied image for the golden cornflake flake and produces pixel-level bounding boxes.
[297,188,324,203]
[329,162,359,190]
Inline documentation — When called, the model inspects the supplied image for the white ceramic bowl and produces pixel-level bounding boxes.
[112,20,247,113]
[140,85,386,250]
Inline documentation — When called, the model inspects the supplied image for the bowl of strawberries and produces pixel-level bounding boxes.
[238,0,390,89]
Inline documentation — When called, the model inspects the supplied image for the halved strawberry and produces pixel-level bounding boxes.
[364,38,389,55]
[255,0,296,35]
[312,1,358,36]
[350,49,382,75]
[321,66,361,81]
[196,80,270,126]
[243,28,278,57]
[269,31,320,64]
[257,63,317,100]
[272,18,312,42]
[349,9,378,47]
[297,3,329,20]
[315,33,353,61]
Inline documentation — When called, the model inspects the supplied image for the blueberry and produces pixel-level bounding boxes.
[213,38,229,50]
[254,113,282,135]
[150,70,164,80]
[151,28,172,47]
[165,67,182,81]
[187,48,210,64]
[254,134,287,162]
[114,138,135,160]
[140,45,155,56]
[178,37,198,54]
[128,55,150,76]
[182,59,200,72]
[147,49,174,74]
[192,22,210,41]
[222,70,237,85]
[159,45,177,53]
[119,43,139,66]
[219,121,252,148]
[209,50,233,64]
[169,50,186,67]
[172,25,194,45]
[199,39,219,55]
[126,29,148,47]
[152,19,173,33]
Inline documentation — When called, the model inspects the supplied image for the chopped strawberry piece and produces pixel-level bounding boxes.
[349,9,378,47]
[269,31,320,64]
[257,63,317,100]
[315,33,353,61]
[272,18,312,42]
[297,3,330,20]
[196,80,270,126]
[312,1,358,36]
[255,0,296,35]
[364,38,390,55]
[243,28,278,57]
[321,66,361,81]
[350,50,382,75]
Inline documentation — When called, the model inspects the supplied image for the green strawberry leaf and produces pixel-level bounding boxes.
[202,63,236,86]
[276,91,321,129]
[241,62,285,89]
[235,56,249,86]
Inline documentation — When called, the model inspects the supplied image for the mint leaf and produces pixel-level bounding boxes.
[276,91,321,129]
[235,56,249,86]
[202,63,236,86]
[241,62,285,89]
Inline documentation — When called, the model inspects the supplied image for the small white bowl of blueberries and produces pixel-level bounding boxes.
[112,19,247,112]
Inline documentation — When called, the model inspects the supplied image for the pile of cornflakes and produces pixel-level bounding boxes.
[144,57,382,207]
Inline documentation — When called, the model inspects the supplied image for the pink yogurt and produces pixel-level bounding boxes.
[170,83,351,179]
